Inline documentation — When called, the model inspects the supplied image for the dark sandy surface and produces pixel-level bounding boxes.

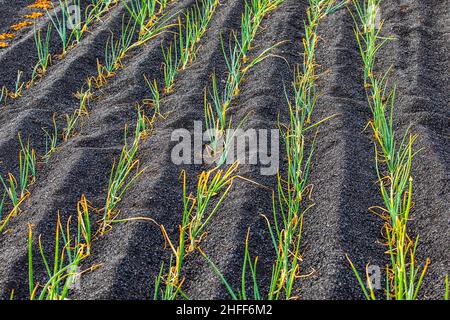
[0,0,448,300]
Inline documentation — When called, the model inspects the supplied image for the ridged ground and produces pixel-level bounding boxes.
[0,0,448,300]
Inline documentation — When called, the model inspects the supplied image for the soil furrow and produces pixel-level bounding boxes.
[380,0,450,299]
[298,8,384,300]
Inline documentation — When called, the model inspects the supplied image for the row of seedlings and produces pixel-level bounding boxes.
[347,0,429,300]
[155,0,290,300]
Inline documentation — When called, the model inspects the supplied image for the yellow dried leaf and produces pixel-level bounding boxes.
[27,0,53,10]
[11,21,33,31]
[0,33,15,40]
[24,12,44,19]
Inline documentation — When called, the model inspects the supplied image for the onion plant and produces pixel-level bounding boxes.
[123,0,158,36]
[28,196,93,300]
[0,134,37,204]
[103,16,136,75]
[348,0,428,300]
[63,112,79,142]
[43,113,59,162]
[7,70,25,99]
[63,83,92,142]
[132,2,174,46]
[0,134,37,232]
[46,0,71,56]
[161,42,178,93]
[33,24,52,79]
[143,75,161,114]
[71,0,111,45]
[101,107,150,233]
[46,0,120,57]
[101,5,172,78]
[104,33,123,75]
[0,192,5,222]
[18,135,37,193]
[91,0,119,14]
[68,0,84,44]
